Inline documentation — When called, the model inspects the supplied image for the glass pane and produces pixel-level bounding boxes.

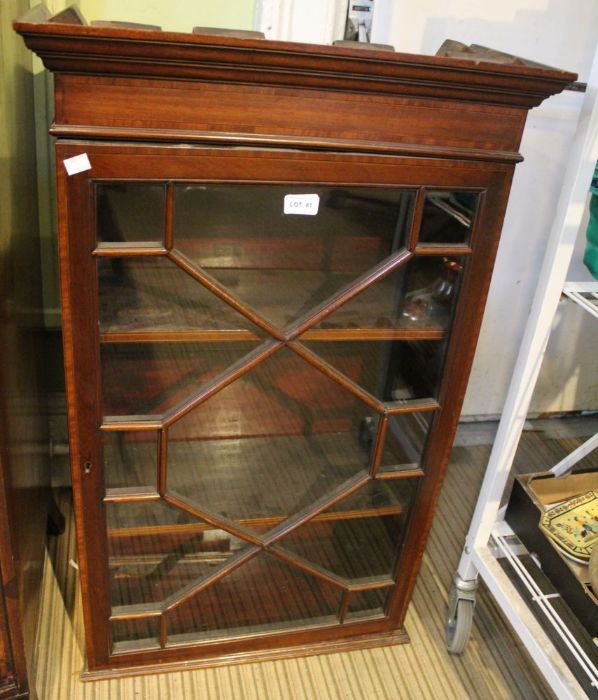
[103,430,157,491]
[101,340,261,417]
[111,618,160,653]
[107,500,253,608]
[418,191,477,245]
[380,412,434,473]
[279,478,418,581]
[346,588,389,621]
[326,475,419,516]
[299,339,448,401]
[166,553,339,643]
[96,183,165,244]
[98,256,266,336]
[174,184,415,328]
[311,256,463,333]
[167,347,377,534]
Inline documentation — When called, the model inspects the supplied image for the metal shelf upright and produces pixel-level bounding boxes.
[446,47,598,700]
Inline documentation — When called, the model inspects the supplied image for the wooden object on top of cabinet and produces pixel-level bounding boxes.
[15,6,575,677]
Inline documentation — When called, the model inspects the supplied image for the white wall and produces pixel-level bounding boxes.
[379,1,598,417]
[81,0,256,32]
[256,0,345,43]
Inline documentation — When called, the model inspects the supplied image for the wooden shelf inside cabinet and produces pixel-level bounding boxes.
[105,501,410,539]
[100,328,448,343]
[14,7,575,675]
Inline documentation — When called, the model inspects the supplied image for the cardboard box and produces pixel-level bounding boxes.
[505,471,598,638]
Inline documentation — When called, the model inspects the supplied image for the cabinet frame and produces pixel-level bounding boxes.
[57,141,512,672]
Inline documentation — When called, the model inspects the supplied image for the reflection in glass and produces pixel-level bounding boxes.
[300,339,447,401]
[346,588,389,621]
[96,183,165,244]
[168,347,376,533]
[166,553,339,643]
[98,256,266,336]
[101,341,261,417]
[418,191,477,245]
[278,513,402,582]
[103,430,157,491]
[401,258,463,327]
[174,185,415,328]
[111,618,160,653]
[380,412,434,473]
[107,500,251,608]
[327,476,418,515]
[279,478,417,581]
[311,256,463,333]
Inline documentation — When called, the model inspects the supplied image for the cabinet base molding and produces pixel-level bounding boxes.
[81,628,409,680]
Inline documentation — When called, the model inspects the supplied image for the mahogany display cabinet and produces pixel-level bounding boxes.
[15,8,574,676]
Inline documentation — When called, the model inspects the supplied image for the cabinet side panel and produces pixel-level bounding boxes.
[387,170,514,624]
[55,150,112,669]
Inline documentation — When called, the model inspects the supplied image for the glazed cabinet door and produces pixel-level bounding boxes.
[56,142,511,670]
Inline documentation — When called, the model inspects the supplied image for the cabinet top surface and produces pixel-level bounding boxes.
[15,7,576,109]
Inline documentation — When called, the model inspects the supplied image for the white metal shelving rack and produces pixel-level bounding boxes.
[446,47,598,700]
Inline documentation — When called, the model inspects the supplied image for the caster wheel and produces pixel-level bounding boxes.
[447,598,474,654]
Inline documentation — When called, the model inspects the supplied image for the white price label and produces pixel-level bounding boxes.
[63,153,92,176]
[284,194,320,216]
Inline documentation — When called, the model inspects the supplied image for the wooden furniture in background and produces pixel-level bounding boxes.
[0,2,58,697]
[15,6,574,676]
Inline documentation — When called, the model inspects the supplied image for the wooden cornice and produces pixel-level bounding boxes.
[14,16,576,109]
